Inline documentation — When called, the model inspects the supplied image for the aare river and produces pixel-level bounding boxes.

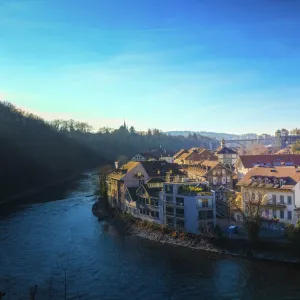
[1,173,300,300]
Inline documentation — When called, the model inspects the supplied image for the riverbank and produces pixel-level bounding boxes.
[92,201,300,264]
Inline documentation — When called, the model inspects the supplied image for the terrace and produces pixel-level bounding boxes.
[177,184,212,196]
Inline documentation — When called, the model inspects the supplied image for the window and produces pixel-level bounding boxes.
[272,209,277,217]
[288,196,292,205]
[213,177,217,185]
[176,209,184,218]
[280,210,284,219]
[265,209,269,216]
[166,195,173,203]
[272,195,276,204]
[227,176,231,183]
[288,211,292,220]
[222,176,226,184]
[222,169,226,175]
[280,195,284,204]
[166,207,174,214]
[165,185,173,194]
[176,197,184,206]
[198,199,212,208]
[198,210,213,220]
[176,220,185,230]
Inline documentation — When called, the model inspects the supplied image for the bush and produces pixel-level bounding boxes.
[245,220,260,241]
[214,225,223,238]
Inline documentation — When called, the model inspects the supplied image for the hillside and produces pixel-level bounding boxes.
[167,131,259,140]
[0,102,107,201]
[48,122,219,162]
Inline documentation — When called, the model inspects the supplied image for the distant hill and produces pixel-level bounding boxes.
[167,131,259,141]
[0,101,107,202]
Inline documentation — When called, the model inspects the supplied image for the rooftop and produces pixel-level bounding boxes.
[237,166,300,190]
[238,154,300,168]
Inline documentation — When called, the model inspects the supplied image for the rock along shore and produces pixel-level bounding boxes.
[128,223,221,253]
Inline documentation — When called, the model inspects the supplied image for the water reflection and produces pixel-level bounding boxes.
[1,173,300,300]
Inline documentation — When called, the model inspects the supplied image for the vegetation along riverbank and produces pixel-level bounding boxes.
[92,197,300,264]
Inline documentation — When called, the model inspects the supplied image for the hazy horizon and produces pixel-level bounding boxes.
[1,0,300,134]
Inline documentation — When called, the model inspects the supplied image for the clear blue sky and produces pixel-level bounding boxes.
[1,0,300,134]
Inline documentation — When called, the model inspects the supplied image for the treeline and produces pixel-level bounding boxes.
[0,101,217,201]
[0,101,106,201]
[48,120,218,162]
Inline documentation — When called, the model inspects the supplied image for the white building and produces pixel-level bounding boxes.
[162,180,216,234]
[160,156,174,163]
[237,166,300,225]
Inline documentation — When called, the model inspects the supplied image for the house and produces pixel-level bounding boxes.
[131,153,156,161]
[215,139,238,166]
[184,160,235,218]
[136,178,165,224]
[107,160,184,209]
[184,160,234,190]
[174,149,189,160]
[236,154,300,180]
[236,166,300,225]
[107,161,149,208]
[163,180,216,234]
[131,148,174,162]
[174,148,218,165]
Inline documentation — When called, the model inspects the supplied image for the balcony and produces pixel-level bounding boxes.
[175,213,185,219]
[245,199,286,208]
[166,211,175,218]
[177,185,212,197]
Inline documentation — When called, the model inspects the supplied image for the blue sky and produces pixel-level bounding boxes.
[1,0,300,134]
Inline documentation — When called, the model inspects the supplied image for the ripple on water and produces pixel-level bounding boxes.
[1,173,300,300]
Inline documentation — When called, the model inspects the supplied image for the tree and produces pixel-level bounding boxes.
[292,141,300,154]
[290,128,300,135]
[99,173,108,200]
[227,191,269,241]
[129,126,136,135]
[147,129,152,136]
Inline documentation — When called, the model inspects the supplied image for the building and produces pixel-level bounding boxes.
[131,148,175,162]
[184,160,235,218]
[163,181,216,234]
[215,139,238,166]
[236,154,300,180]
[107,161,149,208]
[160,156,174,163]
[107,160,184,209]
[184,160,234,190]
[135,178,165,224]
[236,166,300,225]
[174,148,218,165]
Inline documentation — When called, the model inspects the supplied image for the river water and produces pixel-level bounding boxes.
[1,173,300,300]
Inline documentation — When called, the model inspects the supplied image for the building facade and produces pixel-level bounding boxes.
[162,181,216,234]
[216,139,238,166]
[237,166,300,225]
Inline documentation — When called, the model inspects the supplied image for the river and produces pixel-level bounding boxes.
[1,172,300,300]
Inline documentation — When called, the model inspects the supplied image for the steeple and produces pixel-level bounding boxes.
[221,138,225,148]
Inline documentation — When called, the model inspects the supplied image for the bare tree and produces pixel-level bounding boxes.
[226,191,269,241]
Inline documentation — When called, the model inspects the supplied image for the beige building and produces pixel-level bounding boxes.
[174,148,217,165]
[237,166,300,225]
[215,139,237,166]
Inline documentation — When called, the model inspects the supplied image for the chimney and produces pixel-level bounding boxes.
[115,161,119,169]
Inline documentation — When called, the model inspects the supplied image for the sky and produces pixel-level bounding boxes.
[1,0,300,134]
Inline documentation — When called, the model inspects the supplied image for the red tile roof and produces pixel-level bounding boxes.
[238,154,300,168]
[237,166,300,190]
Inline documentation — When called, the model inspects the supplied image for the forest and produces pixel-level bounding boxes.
[0,101,217,201]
